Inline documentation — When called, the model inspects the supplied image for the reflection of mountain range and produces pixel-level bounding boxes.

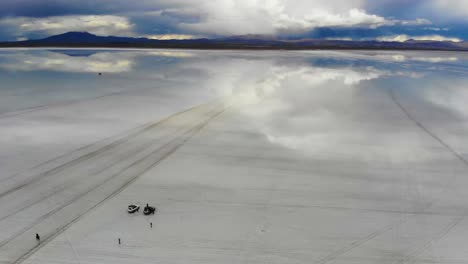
[48,49,101,57]
[1,31,468,51]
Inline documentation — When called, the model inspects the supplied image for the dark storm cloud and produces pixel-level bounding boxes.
[0,0,466,41]
[0,0,107,17]
[0,0,165,17]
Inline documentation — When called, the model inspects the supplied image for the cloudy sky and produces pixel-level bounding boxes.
[0,0,467,41]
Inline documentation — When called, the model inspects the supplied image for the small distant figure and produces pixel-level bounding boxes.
[150,222,153,228]
[118,238,121,245]
[98,72,102,76]
[36,233,40,241]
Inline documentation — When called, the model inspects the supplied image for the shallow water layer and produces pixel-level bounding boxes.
[1,49,468,263]
[2,49,468,171]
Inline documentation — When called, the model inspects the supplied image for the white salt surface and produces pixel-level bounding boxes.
[1,49,468,263]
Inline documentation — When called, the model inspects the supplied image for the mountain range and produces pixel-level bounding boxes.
[1,31,467,51]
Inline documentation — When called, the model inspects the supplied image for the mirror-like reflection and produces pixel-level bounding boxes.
[2,49,468,264]
[2,49,468,165]
[2,49,468,164]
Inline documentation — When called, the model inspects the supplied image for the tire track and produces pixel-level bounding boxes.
[0,127,190,249]
[313,87,468,264]
[0,123,181,224]
[0,98,231,264]
[0,76,184,120]
[315,222,399,264]
[0,91,124,119]
[401,215,464,264]
[389,89,468,168]
[0,102,222,230]
[386,89,468,263]
[0,79,162,120]
[0,99,222,200]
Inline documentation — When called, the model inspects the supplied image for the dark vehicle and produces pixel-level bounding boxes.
[127,204,140,213]
[143,204,156,215]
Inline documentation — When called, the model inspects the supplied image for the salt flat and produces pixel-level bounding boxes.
[1,49,468,263]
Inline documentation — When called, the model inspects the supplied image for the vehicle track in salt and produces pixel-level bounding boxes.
[2,120,207,249]
[0,98,231,264]
[0,99,219,199]
[313,87,468,264]
[0,120,189,225]
[0,78,168,120]
[0,91,125,119]
[0,101,224,223]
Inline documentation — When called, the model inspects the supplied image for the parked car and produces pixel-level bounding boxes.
[128,204,140,213]
[143,204,156,215]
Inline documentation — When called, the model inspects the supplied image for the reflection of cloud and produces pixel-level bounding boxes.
[241,67,419,162]
[377,34,462,42]
[376,54,459,63]
[181,54,451,163]
[2,49,465,164]
[412,57,458,63]
[0,52,134,73]
[147,50,195,58]
[0,50,195,73]
[425,81,468,119]
[195,58,412,105]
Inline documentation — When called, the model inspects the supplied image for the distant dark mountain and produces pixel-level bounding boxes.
[1,31,467,51]
[41,32,102,43]
[34,31,153,44]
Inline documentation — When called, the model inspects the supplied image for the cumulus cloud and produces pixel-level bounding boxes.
[397,18,431,26]
[145,34,198,40]
[377,34,462,42]
[0,0,460,40]
[158,0,430,35]
[177,0,392,35]
[424,27,449,31]
[0,15,134,38]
